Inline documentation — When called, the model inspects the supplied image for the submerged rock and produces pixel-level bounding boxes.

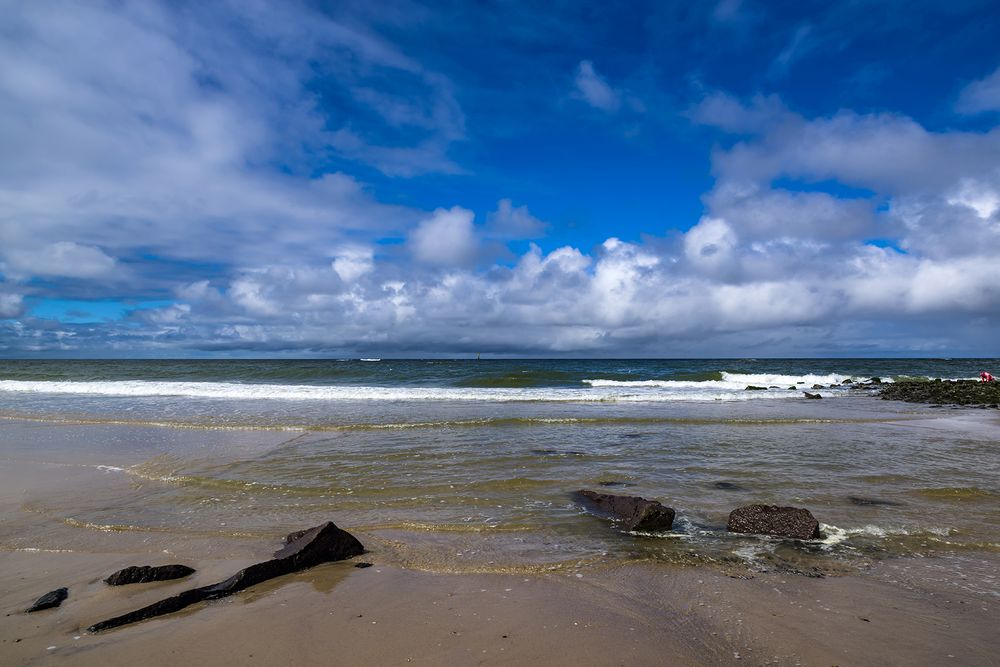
[713,481,746,491]
[848,496,902,507]
[87,521,364,632]
[26,587,68,613]
[727,504,820,540]
[803,392,822,399]
[574,489,675,532]
[105,564,195,586]
[598,480,635,488]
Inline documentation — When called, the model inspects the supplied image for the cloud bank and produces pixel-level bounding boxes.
[1,1,999,356]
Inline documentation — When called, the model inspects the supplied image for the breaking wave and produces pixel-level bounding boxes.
[0,375,862,403]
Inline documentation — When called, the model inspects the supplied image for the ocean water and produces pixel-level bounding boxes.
[1,359,998,582]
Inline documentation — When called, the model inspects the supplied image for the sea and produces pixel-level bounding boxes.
[1,358,998,588]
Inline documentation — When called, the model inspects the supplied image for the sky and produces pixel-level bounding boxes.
[2,0,1000,358]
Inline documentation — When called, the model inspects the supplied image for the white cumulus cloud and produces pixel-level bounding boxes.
[409,206,478,266]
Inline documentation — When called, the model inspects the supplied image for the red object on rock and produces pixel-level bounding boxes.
[980,371,995,383]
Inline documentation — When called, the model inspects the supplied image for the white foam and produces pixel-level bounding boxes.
[583,372,859,392]
[0,374,858,403]
[0,380,792,402]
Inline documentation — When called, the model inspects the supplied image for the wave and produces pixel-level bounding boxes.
[583,372,864,390]
[0,378,857,403]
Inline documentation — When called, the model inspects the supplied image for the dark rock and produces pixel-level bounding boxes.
[25,588,68,613]
[727,504,820,540]
[354,562,373,569]
[787,386,796,390]
[87,522,363,632]
[803,392,822,399]
[531,449,588,457]
[283,527,311,544]
[745,385,768,391]
[105,564,195,586]
[574,490,674,532]
[848,496,902,507]
[879,380,1000,406]
[713,481,746,491]
[598,480,635,488]
[841,378,854,385]
[811,384,824,389]
[868,377,883,384]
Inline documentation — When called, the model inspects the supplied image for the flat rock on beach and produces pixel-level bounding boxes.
[105,564,196,586]
[25,587,68,613]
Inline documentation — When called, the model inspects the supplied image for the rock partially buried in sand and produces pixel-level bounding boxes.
[803,392,822,399]
[727,505,820,540]
[574,490,675,532]
[26,587,68,613]
[87,521,364,632]
[105,564,196,586]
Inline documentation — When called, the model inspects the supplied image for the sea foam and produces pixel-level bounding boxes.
[0,373,866,403]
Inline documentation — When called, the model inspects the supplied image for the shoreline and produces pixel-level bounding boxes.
[2,407,999,665]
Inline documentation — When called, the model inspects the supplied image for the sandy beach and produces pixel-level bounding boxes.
[6,0,1000,661]
[3,538,997,666]
[2,419,997,666]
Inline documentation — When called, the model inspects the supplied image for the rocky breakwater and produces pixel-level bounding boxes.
[880,379,1000,406]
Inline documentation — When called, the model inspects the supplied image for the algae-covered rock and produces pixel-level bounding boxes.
[880,380,1000,405]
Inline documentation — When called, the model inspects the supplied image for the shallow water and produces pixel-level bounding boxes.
[1,359,998,582]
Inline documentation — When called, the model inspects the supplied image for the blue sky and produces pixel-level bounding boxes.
[2,0,1000,357]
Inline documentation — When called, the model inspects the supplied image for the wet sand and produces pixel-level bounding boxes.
[2,548,996,666]
[1,417,998,666]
